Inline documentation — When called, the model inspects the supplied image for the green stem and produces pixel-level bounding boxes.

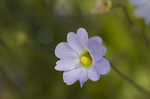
[111,63,150,98]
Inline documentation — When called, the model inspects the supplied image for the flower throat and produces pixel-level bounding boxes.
[80,51,93,68]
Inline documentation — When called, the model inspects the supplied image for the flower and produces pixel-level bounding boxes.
[130,0,150,24]
[55,28,110,87]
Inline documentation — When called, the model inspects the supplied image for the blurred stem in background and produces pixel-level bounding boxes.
[112,2,150,50]
[112,3,133,25]
[109,1,150,97]
[110,62,150,99]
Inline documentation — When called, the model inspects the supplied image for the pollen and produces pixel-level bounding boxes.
[80,51,93,68]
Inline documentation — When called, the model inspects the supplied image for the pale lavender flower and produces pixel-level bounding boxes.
[130,0,150,24]
[55,28,110,87]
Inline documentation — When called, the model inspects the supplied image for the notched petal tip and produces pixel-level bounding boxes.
[79,69,88,88]
[54,65,60,71]
[67,32,76,40]
[89,36,103,44]
[80,81,84,88]
[67,31,85,53]
[79,78,87,88]
[77,27,87,34]
[77,27,88,45]
[55,62,64,71]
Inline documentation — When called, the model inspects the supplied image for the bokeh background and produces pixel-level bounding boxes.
[0,0,150,99]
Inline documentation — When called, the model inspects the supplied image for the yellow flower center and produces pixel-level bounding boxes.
[80,51,93,68]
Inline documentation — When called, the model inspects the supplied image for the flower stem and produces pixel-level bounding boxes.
[111,63,150,98]
[112,3,150,50]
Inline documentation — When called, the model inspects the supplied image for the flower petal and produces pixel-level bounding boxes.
[77,28,88,45]
[55,42,77,59]
[55,59,79,71]
[135,6,150,18]
[95,58,110,75]
[88,37,106,62]
[88,67,100,81]
[145,17,150,24]
[79,68,88,87]
[130,0,148,6]
[67,32,85,54]
[63,68,82,85]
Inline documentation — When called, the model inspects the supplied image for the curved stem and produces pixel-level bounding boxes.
[112,3,133,25]
[111,63,150,98]
[112,3,150,50]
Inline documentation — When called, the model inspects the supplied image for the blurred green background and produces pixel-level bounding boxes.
[0,0,150,99]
